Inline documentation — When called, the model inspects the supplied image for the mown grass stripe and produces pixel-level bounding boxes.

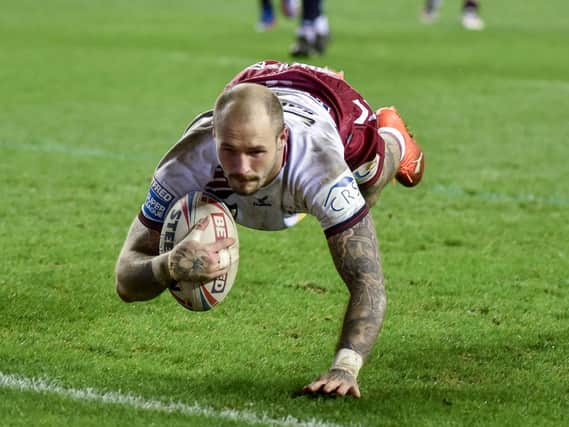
[431,184,569,208]
[2,139,568,208]
[0,140,155,161]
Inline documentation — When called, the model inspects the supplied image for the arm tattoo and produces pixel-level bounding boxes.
[327,213,387,360]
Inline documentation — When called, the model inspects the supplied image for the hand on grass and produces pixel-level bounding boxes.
[303,369,361,398]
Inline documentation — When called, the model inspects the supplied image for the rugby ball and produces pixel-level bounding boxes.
[159,191,239,311]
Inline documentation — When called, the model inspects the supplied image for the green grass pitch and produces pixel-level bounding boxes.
[1,0,568,426]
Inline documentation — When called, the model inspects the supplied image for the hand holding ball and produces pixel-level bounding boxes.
[159,192,239,311]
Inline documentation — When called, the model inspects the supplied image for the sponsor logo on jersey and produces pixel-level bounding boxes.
[353,154,380,185]
[323,175,362,213]
[142,178,175,222]
[253,195,272,207]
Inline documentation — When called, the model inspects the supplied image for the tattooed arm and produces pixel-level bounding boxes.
[331,213,386,359]
[304,212,387,398]
[115,216,234,302]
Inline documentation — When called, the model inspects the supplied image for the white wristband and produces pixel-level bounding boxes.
[331,348,363,378]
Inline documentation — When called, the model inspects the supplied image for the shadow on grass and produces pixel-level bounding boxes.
[143,332,569,424]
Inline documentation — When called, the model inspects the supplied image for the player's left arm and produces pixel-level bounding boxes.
[304,212,386,398]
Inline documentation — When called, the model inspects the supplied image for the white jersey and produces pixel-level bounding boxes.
[140,88,368,237]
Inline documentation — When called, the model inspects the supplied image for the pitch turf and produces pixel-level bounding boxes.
[1,1,568,426]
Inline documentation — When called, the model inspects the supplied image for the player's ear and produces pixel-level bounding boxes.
[277,126,288,150]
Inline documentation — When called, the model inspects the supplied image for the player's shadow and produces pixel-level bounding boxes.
[133,329,566,422]
[141,372,310,403]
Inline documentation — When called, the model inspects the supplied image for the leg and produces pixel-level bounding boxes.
[302,0,321,21]
[463,0,479,10]
[290,0,329,57]
[421,0,442,23]
[359,136,400,208]
[258,0,275,31]
[280,0,299,18]
[462,0,484,30]
[377,107,424,188]
[425,0,442,13]
[313,0,330,54]
[361,107,425,208]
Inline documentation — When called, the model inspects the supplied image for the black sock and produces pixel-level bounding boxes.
[302,0,322,22]
[261,0,273,11]
[463,0,479,12]
[425,0,441,13]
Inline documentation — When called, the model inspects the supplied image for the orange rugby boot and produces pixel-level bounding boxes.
[376,107,425,187]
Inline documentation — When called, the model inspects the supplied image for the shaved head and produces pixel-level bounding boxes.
[212,83,288,196]
[213,83,284,135]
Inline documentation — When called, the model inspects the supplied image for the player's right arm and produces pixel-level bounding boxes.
[115,216,171,302]
[115,216,234,302]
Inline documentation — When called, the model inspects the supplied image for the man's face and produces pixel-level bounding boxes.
[215,112,286,196]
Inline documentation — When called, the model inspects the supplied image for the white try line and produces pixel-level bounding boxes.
[0,372,352,427]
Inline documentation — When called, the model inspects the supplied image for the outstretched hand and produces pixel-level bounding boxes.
[167,216,236,283]
[303,369,361,398]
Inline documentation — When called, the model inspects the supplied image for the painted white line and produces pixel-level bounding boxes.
[0,372,352,427]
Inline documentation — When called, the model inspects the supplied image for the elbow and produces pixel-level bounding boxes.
[115,264,136,303]
[114,257,165,303]
[116,281,136,303]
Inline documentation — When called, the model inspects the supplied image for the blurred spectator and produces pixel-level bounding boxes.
[289,0,330,57]
[421,0,485,30]
[257,0,299,31]
[257,0,330,57]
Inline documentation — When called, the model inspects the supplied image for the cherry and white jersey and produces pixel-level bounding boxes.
[228,60,385,190]
[139,88,368,237]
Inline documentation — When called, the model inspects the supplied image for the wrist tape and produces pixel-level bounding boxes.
[331,348,363,378]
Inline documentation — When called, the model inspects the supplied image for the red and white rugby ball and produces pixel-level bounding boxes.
[159,192,239,311]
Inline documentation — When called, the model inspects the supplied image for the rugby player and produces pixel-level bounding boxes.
[115,60,425,398]
[256,0,330,57]
[422,0,485,30]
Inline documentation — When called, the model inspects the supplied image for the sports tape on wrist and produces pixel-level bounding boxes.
[218,248,230,269]
[331,348,363,378]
